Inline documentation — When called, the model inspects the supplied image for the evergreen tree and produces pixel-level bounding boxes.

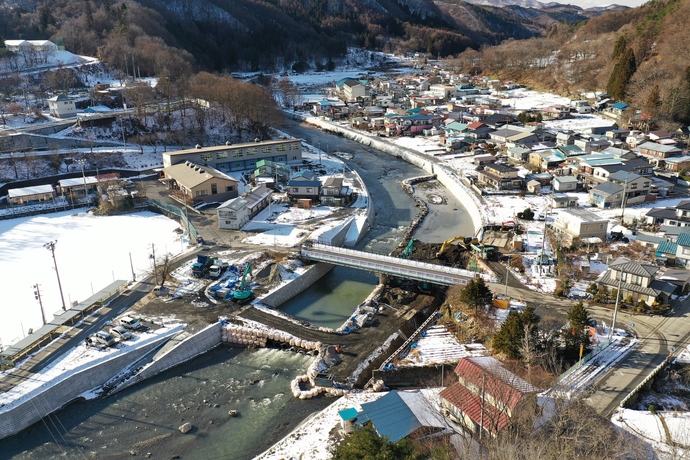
[607,47,636,101]
[564,301,591,359]
[331,423,417,460]
[611,35,627,60]
[492,306,540,360]
[459,277,493,316]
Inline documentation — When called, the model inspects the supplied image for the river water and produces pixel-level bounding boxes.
[1,119,476,459]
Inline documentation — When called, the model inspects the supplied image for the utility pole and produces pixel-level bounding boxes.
[44,240,67,311]
[32,284,47,325]
[609,274,624,340]
[129,252,136,282]
[620,174,630,221]
[149,243,158,285]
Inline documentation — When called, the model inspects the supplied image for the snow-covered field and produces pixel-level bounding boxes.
[0,211,188,347]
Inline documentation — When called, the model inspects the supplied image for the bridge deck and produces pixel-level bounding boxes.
[300,243,477,286]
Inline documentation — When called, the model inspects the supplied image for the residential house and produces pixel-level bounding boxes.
[675,234,690,268]
[482,113,517,129]
[661,155,690,173]
[597,257,675,306]
[507,146,530,162]
[162,139,302,172]
[466,122,493,140]
[551,194,578,209]
[341,390,449,442]
[320,176,350,206]
[477,164,523,190]
[48,94,77,118]
[392,113,443,136]
[556,132,576,146]
[161,161,239,204]
[336,78,367,102]
[7,184,55,205]
[658,269,690,294]
[526,179,541,194]
[637,142,682,165]
[552,208,609,243]
[645,200,690,228]
[528,150,566,171]
[253,159,290,188]
[287,170,321,203]
[217,185,271,230]
[552,175,579,192]
[589,182,624,208]
[538,104,569,120]
[440,356,540,438]
[505,131,539,150]
[607,171,651,206]
[655,240,678,266]
[489,127,523,145]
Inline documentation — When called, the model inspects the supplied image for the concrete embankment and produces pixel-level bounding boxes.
[287,112,485,233]
[0,329,181,440]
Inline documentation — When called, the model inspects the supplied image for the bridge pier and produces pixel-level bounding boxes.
[379,273,388,285]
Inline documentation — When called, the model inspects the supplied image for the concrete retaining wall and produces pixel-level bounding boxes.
[260,262,335,308]
[0,334,174,440]
[113,322,222,394]
[373,364,458,389]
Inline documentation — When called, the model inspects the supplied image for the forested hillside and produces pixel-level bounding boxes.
[451,0,690,129]
[0,0,613,73]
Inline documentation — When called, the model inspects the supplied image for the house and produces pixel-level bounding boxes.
[507,146,530,162]
[342,390,450,442]
[489,127,523,145]
[216,185,271,230]
[552,175,579,192]
[7,184,55,205]
[161,161,239,203]
[637,142,682,162]
[477,164,522,190]
[655,240,678,266]
[645,200,690,228]
[440,357,539,438]
[661,155,690,173]
[320,177,350,206]
[48,94,77,119]
[589,182,624,209]
[675,234,690,268]
[658,269,690,294]
[526,179,541,194]
[551,194,578,209]
[528,150,566,171]
[552,208,609,243]
[505,131,539,149]
[607,171,651,206]
[597,257,675,306]
[162,139,302,172]
[336,78,367,102]
[253,159,290,187]
[4,39,57,53]
[287,170,321,203]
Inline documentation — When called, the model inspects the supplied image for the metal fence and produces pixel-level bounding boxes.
[557,338,612,382]
[148,199,198,242]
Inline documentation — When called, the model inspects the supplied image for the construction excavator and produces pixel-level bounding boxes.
[436,235,477,258]
[232,263,253,304]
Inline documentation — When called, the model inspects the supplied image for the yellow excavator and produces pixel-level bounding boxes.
[436,235,477,257]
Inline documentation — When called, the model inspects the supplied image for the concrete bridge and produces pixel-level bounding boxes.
[299,243,478,286]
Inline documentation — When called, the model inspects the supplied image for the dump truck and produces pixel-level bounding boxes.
[192,254,215,277]
[209,259,229,279]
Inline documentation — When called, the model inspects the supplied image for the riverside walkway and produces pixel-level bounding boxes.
[300,243,478,286]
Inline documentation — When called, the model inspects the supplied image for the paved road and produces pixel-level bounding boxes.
[491,282,690,416]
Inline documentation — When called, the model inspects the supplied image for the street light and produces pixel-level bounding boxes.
[44,240,67,311]
[32,284,47,325]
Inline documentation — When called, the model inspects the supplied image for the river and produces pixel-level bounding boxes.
[1,118,476,459]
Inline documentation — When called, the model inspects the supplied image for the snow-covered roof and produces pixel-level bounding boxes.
[58,176,99,187]
[8,184,54,198]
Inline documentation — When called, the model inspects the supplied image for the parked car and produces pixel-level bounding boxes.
[120,316,141,330]
[110,325,133,341]
[86,331,115,348]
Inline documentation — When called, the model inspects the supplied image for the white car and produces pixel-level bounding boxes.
[120,316,142,330]
[110,325,133,341]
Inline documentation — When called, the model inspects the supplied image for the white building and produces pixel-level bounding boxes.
[217,185,271,230]
[552,208,609,243]
[48,94,77,118]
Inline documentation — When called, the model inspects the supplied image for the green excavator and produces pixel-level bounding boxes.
[232,263,253,303]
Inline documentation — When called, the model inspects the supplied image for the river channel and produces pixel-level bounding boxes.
[1,119,475,459]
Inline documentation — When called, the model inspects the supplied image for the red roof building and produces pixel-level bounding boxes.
[440,356,539,437]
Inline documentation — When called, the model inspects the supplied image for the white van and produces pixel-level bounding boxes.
[120,316,141,330]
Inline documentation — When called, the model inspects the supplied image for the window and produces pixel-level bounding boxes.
[306,188,313,193]
[200,153,212,161]
[584,225,589,231]
[600,224,605,229]
[293,156,298,160]
[232,150,243,158]
[292,188,299,193]
[276,144,286,152]
[262,146,272,154]
[225,185,235,192]
[247,147,258,156]
[211,183,217,194]
[196,190,208,197]
[683,247,690,255]
[217,152,228,159]
[630,183,637,189]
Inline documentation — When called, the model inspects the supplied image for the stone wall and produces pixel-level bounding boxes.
[373,364,458,389]
[0,333,176,440]
[113,322,222,394]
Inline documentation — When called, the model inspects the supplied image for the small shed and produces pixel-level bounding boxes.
[8,184,55,205]
[526,179,541,194]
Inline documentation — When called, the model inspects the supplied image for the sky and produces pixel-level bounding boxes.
[0,210,185,347]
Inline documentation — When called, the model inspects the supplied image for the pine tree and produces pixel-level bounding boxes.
[564,301,591,359]
[611,35,627,60]
[492,306,540,360]
[459,277,493,316]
